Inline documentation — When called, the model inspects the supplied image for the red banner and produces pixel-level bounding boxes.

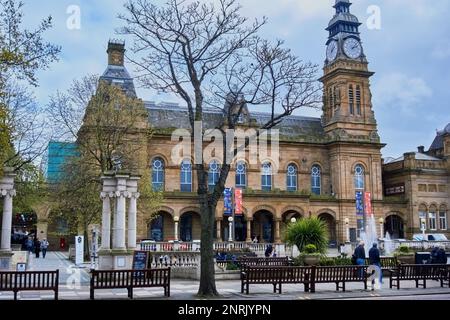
[235,189,243,215]
[364,192,373,216]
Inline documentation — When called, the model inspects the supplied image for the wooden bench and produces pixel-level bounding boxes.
[388,264,449,289]
[310,266,368,292]
[240,266,312,294]
[0,270,59,300]
[365,257,398,272]
[238,257,291,269]
[90,268,171,300]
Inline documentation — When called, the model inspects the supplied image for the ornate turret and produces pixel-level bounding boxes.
[99,40,137,98]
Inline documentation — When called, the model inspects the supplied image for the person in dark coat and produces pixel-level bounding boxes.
[369,243,383,284]
[353,241,366,277]
[437,247,447,264]
[430,247,439,264]
[34,238,41,258]
[265,245,273,258]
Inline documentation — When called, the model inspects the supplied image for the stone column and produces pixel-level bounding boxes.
[246,219,252,242]
[275,219,281,244]
[100,192,113,250]
[114,190,127,250]
[216,219,222,242]
[127,193,139,250]
[174,216,180,241]
[1,190,15,251]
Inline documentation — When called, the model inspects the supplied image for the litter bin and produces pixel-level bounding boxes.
[415,252,431,264]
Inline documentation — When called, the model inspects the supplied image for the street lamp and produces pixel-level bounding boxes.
[290,217,297,224]
[344,218,350,243]
[420,218,426,239]
[173,216,180,242]
[379,218,384,239]
[228,217,234,242]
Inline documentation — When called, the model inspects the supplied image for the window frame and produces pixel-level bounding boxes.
[261,162,273,192]
[286,164,298,192]
[180,160,193,192]
[354,164,365,191]
[311,165,322,195]
[152,158,165,191]
[235,161,247,189]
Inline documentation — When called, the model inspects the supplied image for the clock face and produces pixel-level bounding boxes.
[326,41,338,61]
[343,38,362,59]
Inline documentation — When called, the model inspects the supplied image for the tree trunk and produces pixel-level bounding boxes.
[197,202,219,297]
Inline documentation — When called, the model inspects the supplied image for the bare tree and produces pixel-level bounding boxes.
[119,0,321,296]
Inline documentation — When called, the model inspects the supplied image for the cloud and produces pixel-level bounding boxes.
[432,41,450,59]
[373,73,432,114]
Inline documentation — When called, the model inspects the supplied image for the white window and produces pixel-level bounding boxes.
[354,164,365,190]
[428,212,437,230]
[439,211,447,230]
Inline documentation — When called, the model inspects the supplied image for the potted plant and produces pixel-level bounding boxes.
[394,245,415,264]
[284,217,329,254]
[302,244,322,266]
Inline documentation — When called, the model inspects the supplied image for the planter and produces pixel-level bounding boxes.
[303,254,321,266]
[396,254,415,265]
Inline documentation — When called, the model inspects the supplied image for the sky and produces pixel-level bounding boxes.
[18,0,450,158]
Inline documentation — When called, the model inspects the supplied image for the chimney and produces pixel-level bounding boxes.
[417,146,425,153]
[107,40,125,66]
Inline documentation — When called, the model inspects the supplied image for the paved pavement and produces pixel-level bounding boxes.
[1,251,449,301]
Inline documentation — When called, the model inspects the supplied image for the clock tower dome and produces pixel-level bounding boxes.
[320,0,379,142]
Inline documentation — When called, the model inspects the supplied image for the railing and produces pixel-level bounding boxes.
[149,252,200,268]
[380,240,450,251]
[140,241,300,257]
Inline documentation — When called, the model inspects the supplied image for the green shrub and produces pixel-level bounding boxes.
[319,257,336,266]
[304,244,318,254]
[284,217,329,254]
[398,245,411,254]
[292,255,305,266]
[226,263,240,271]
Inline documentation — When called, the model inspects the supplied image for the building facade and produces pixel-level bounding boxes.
[75,0,449,245]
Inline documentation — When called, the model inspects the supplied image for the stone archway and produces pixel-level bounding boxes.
[253,210,274,243]
[179,211,201,242]
[318,212,337,247]
[147,211,174,241]
[384,214,405,239]
[281,209,303,241]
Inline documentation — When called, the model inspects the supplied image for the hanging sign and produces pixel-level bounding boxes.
[224,188,233,216]
[75,236,84,265]
[364,192,373,216]
[355,191,364,216]
[235,189,243,215]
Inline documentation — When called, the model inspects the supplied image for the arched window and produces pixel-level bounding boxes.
[348,85,354,115]
[354,164,365,190]
[235,161,247,188]
[286,164,298,192]
[429,205,437,230]
[356,85,362,115]
[208,160,220,190]
[439,205,447,230]
[180,160,192,192]
[311,165,322,195]
[261,162,273,191]
[152,158,165,191]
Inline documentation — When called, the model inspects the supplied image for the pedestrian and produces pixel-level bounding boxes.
[26,237,33,254]
[430,246,439,264]
[265,244,273,258]
[437,247,447,264]
[40,239,49,259]
[34,238,41,258]
[353,241,366,278]
[369,243,383,285]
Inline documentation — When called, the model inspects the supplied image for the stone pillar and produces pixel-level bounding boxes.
[275,219,281,244]
[114,190,127,250]
[246,219,252,242]
[127,193,139,250]
[174,216,180,242]
[100,192,113,250]
[1,190,14,251]
[216,219,222,242]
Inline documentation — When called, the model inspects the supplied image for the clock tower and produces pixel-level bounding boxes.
[320,0,378,142]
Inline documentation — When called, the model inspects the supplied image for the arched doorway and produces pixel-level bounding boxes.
[385,214,405,239]
[221,215,248,242]
[180,211,201,242]
[281,210,303,239]
[148,211,174,241]
[253,211,274,243]
[318,213,337,247]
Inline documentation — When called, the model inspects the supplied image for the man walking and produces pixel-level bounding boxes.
[369,243,383,285]
[353,241,366,278]
[40,239,49,259]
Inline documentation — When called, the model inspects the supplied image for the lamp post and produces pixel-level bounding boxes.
[228,217,234,242]
[379,218,384,239]
[344,218,350,243]
[174,216,180,242]
[420,218,426,239]
[290,217,297,224]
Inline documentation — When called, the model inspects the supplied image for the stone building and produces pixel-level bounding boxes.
[71,0,449,246]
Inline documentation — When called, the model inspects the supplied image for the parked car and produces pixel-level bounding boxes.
[412,234,448,241]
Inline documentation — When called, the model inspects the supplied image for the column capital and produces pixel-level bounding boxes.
[0,189,16,198]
